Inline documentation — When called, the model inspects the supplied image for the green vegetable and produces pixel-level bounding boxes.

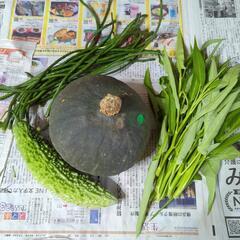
[136,32,240,236]
[0,0,163,130]
[13,121,117,208]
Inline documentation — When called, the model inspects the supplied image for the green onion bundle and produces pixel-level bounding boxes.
[136,32,240,235]
[0,0,163,130]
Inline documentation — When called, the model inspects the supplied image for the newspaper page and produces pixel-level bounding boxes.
[182,0,240,239]
[0,1,218,240]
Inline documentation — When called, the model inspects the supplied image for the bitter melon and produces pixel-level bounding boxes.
[13,121,117,208]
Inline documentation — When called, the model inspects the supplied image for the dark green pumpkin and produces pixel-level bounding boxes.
[49,75,154,176]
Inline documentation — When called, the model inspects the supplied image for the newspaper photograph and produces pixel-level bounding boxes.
[202,0,236,18]
[150,0,178,56]
[116,0,146,27]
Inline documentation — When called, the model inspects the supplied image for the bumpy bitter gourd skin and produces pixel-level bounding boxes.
[13,121,117,208]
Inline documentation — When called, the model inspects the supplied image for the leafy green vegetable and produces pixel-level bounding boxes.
[189,39,206,102]
[136,31,240,236]
[136,158,160,236]
[216,107,240,141]
[162,48,180,110]
[201,39,223,52]
[208,57,218,82]
[144,68,161,117]
[198,90,239,155]
[176,30,185,74]
[157,116,169,154]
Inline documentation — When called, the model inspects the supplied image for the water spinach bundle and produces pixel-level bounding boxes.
[137,32,240,235]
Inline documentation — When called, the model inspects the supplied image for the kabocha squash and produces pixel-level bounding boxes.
[13,121,117,208]
[49,75,154,176]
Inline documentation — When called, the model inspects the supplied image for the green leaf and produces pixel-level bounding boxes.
[201,88,219,145]
[212,133,240,155]
[189,39,206,102]
[175,121,199,164]
[158,79,177,134]
[166,86,176,134]
[176,105,203,164]
[200,157,220,214]
[183,73,193,94]
[221,65,240,85]
[136,159,160,236]
[230,101,240,112]
[158,116,169,153]
[144,68,154,89]
[216,107,240,141]
[179,91,189,114]
[201,39,223,51]
[176,31,185,73]
[218,58,231,77]
[157,77,171,116]
[193,39,206,87]
[200,145,240,213]
[207,143,220,153]
[205,39,224,65]
[208,57,218,82]
[229,92,240,112]
[144,69,160,117]
[188,74,199,103]
[162,48,180,110]
[198,91,239,155]
[153,117,169,162]
[195,65,240,120]
[156,96,168,116]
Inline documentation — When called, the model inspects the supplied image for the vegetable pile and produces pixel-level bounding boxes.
[2,0,239,232]
[136,32,240,235]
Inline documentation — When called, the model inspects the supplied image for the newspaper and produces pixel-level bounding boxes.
[182,0,240,239]
[0,0,235,240]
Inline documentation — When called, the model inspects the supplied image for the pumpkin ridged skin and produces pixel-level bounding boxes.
[49,75,154,176]
[13,121,117,208]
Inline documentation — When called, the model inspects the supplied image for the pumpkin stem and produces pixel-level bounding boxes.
[99,94,122,116]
